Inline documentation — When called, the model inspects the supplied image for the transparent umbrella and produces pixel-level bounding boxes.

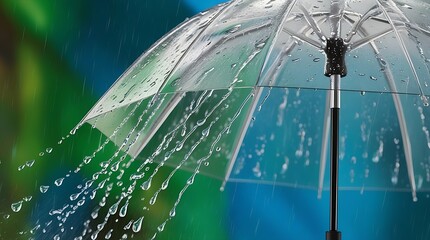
[78,0,430,239]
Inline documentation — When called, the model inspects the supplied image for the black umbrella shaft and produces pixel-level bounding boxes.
[326,74,341,240]
[330,107,339,231]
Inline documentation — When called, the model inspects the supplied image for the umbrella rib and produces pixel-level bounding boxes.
[318,92,331,199]
[127,93,184,158]
[354,21,418,200]
[344,4,382,43]
[257,0,300,80]
[220,87,263,191]
[282,28,323,49]
[376,0,429,105]
[78,15,204,124]
[297,2,326,42]
[154,1,235,94]
[371,41,418,201]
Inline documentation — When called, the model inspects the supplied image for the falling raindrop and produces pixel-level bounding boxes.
[132,217,144,233]
[105,229,113,239]
[109,202,120,215]
[141,178,152,190]
[11,201,23,212]
[54,178,65,187]
[18,165,25,171]
[23,196,32,202]
[26,159,35,167]
[169,207,176,217]
[119,201,129,217]
[45,147,53,154]
[157,222,166,232]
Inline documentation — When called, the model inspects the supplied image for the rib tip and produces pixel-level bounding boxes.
[220,182,226,192]
[317,189,323,199]
[413,192,418,202]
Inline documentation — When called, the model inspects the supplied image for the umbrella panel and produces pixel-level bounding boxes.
[83,0,430,126]
[87,88,256,183]
[81,4,226,123]
[86,87,430,193]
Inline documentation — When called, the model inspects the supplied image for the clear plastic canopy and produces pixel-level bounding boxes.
[80,0,430,197]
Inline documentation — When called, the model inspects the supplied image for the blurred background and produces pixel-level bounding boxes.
[0,0,429,239]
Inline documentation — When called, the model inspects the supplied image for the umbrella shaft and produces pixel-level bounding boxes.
[330,75,341,109]
[330,107,339,231]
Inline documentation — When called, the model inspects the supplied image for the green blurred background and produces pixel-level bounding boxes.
[0,1,230,239]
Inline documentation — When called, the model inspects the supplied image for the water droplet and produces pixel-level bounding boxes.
[54,178,65,187]
[360,91,366,96]
[231,63,237,69]
[3,214,10,220]
[204,161,210,167]
[226,24,241,33]
[292,58,301,62]
[23,196,32,202]
[141,179,152,190]
[119,201,129,217]
[132,217,144,233]
[26,159,35,167]
[111,161,120,172]
[105,229,113,239]
[313,58,321,62]
[401,4,413,9]
[109,202,119,215]
[18,165,25,171]
[157,222,166,232]
[70,192,80,201]
[39,152,45,157]
[11,201,23,212]
[369,76,377,81]
[76,199,85,207]
[149,192,159,205]
[187,175,195,185]
[391,176,398,185]
[216,147,221,152]
[70,128,77,135]
[83,156,92,164]
[421,95,429,107]
[255,42,266,49]
[161,179,169,190]
[46,147,53,154]
[202,128,210,137]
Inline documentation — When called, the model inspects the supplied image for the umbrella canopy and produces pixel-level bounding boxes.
[79,0,430,211]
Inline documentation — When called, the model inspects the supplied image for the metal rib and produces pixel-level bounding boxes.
[343,13,419,200]
[318,92,331,198]
[220,87,263,191]
[127,93,184,158]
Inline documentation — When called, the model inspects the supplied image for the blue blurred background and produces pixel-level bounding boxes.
[0,0,429,239]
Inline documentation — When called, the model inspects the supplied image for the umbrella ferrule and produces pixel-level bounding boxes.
[324,38,347,77]
[330,75,341,109]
